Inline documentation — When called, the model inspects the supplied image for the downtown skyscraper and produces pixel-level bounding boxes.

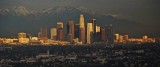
[105,24,114,45]
[79,14,85,43]
[67,20,74,43]
[39,27,48,40]
[87,23,93,44]
[51,28,57,40]
[57,22,65,41]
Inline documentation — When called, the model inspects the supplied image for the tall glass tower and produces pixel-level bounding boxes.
[79,14,85,43]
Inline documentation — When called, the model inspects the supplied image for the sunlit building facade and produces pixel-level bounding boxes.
[79,14,85,43]
[87,23,93,44]
[119,35,123,43]
[18,32,26,38]
[51,28,57,40]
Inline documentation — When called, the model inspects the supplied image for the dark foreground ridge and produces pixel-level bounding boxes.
[0,43,160,67]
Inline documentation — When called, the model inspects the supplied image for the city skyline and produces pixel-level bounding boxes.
[0,11,159,38]
[0,13,158,38]
[0,14,156,45]
[0,0,159,37]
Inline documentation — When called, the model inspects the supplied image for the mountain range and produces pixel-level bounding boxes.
[0,6,143,37]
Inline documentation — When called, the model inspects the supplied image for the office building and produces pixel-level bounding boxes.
[80,14,85,28]
[123,35,129,41]
[67,21,74,42]
[57,28,65,41]
[74,24,80,39]
[119,35,123,43]
[40,27,48,40]
[67,34,73,43]
[105,24,114,45]
[90,19,96,33]
[51,28,57,40]
[57,22,63,29]
[87,23,93,44]
[101,29,106,42]
[18,32,26,38]
[114,34,120,40]
[96,25,101,33]
[79,14,85,43]
[18,32,29,44]
[80,28,85,43]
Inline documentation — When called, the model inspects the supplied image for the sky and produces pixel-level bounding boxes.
[0,0,160,37]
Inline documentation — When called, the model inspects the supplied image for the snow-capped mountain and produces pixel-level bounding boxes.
[0,8,11,16]
[12,6,31,16]
[0,6,31,16]
[0,6,96,16]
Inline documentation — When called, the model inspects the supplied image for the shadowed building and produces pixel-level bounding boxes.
[90,19,97,43]
[105,24,114,45]
[101,29,106,42]
[57,28,65,41]
[40,27,48,40]
[74,24,80,39]
[67,21,74,43]
[90,19,96,33]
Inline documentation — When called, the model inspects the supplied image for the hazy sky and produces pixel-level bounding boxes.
[0,0,160,37]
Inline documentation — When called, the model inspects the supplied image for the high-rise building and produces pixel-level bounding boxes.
[93,25,101,43]
[96,25,101,33]
[51,28,57,40]
[114,34,120,40]
[80,14,85,28]
[90,19,96,33]
[57,28,65,41]
[67,34,73,43]
[123,35,129,41]
[80,28,85,43]
[18,32,26,38]
[57,22,63,29]
[114,33,119,44]
[67,21,74,43]
[119,35,123,43]
[105,24,114,45]
[101,29,106,42]
[90,19,97,43]
[40,27,48,40]
[87,23,93,44]
[79,14,85,43]
[74,24,80,39]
